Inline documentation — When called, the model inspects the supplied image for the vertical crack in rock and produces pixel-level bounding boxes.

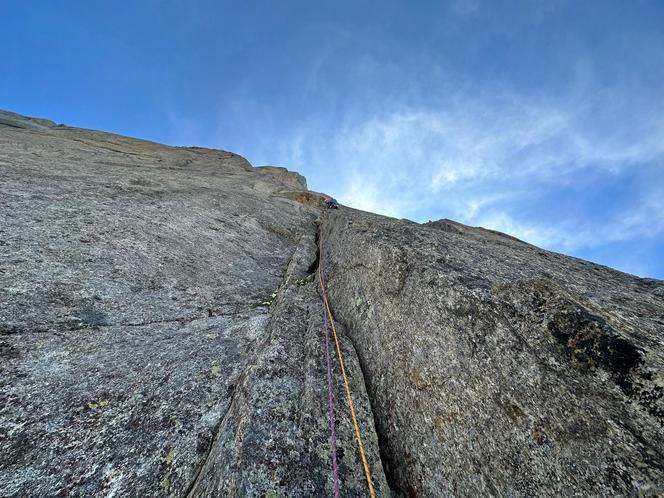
[4,111,664,497]
[185,381,240,498]
[183,219,390,496]
[327,311,401,495]
[319,207,664,497]
[185,233,315,497]
[315,214,396,495]
[306,222,321,275]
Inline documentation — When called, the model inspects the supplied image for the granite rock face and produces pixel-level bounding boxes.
[0,110,387,497]
[2,110,663,497]
[322,209,664,496]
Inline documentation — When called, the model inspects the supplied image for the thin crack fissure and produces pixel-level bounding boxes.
[0,306,258,336]
[316,215,398,493]
[185,222,320,496]
[184,381,241,498]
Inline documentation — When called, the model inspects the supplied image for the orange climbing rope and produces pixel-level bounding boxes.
[319,236,376,498]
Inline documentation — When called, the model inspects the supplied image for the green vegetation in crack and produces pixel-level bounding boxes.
[295,274,315,286]
[86,399,110,410]
[162,448,176,466]
[256,290,278,307]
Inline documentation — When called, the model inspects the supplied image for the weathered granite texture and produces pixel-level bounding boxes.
[2,109,664,497]
[322,208,664,496]
[0,110,387,497]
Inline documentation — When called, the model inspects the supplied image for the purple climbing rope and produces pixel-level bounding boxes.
[323,295,341,498]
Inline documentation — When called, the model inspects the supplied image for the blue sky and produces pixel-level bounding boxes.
[2,1,664,278]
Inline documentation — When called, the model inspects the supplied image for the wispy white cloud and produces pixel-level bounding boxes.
[257,86,664,259]
[186,4,664,277]
[477,190,664,252]
[449,0,481,16]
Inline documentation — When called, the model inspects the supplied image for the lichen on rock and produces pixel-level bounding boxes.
[1,110,663,497]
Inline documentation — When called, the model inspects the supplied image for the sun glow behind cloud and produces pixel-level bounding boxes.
[239,73,664,276]
[141,2,662,277]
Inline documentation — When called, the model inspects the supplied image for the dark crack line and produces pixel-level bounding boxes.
[316,214,398,493]
[184,379,243,498]
[119,307,252,327]
[0,305,259,336]
[186,219,322,496]
[323,306,398,493]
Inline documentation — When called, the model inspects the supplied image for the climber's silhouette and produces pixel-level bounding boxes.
[324,197,339,209]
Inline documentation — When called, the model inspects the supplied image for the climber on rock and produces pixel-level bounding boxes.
[324,196,339,209]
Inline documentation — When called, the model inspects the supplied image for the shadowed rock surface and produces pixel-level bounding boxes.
[1,110,663,497]
[322,209,664,496]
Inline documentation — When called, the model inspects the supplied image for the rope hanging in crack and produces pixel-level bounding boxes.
[319,235,376,498]
[322,301,341,498]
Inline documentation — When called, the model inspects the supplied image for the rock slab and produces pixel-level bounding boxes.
[322,208,664,496]
[0,110,387,497]
[2,109,664,497]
